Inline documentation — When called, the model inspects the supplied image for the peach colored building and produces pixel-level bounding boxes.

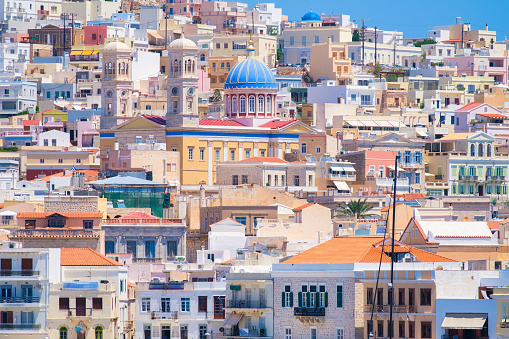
[200,1,247,34]
[309,39,353,85]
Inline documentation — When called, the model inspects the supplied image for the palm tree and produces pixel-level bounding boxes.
[336,198,374,219]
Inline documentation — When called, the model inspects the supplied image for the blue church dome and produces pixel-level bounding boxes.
[225,56,277,90]
[301,11,321,22]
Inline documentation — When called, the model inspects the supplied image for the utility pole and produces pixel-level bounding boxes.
[62,13,66,55]
[70,13,75,45]
[393,37,397,67]
[389,155,399,339]
[461,23,464,49]
[374,26,377,65]
[359,18,369,69]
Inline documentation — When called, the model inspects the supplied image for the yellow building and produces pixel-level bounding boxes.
[210,34,277,67]
[41,109,67,122]
[309,39,353,85]
[207,55,244,89]
[475,86,509,114]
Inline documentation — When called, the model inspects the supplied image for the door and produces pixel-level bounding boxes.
[21,258,32,276]
[21,285,33,303]
[1,285,12,300]
[0,259,11,275]
[161,325,171,339]
[76,298,86,316]
[478,185,484,196]
[0,311,13,324]
[259,289,266,308]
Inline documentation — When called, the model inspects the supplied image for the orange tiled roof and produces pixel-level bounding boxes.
[283,236,456,264]
[380,203,404,212]
[487,221,502,231]
[121,211,158,219]
[61,248,123,266]
[292,202,316,212]
[455,102,484,111]
[17,212,102,219]
[36,169,99,182]
[477,113,508,119]
[239,157,287,163]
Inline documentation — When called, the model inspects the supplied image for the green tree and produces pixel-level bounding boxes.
[352,29,361,42]
[211,89,222,102]
[277,49,284,64]
[413,39,437,47]
[269,27,278,35]
[336,199,374,219]
[372,62,382,78]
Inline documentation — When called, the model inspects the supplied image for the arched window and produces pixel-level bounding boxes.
[95,326,103,339]
[487,144,492,157]
[258,96,264,113]
[470,144,475,157]
[239,96,246,113]
[248,96,255,113]
[231,96,237,114]
[478,143,484,157]
[200,54,206,61]
[266,96,271,113]
[59,327,68,339]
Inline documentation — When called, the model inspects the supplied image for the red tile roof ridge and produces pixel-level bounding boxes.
[61,248,123,266]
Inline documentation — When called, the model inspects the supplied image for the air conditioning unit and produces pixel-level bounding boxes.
[177,265,182,269]
[403,253,413,263]
[198,264,203,269]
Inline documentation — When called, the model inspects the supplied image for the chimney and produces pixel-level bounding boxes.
[486,24,488,31]
[328,36,331,44]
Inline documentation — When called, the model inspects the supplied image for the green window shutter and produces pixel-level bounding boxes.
[451,166,457,177]
[306,292,311,307]
[477,167,483,177]
[298,292,302,307]
[282,292,286,307]
[315,292,319,306]
[337,288,343,307]
[324,292,328,307]
[473,167,477,176]
[290,292,293,307]
[504,167,508,176]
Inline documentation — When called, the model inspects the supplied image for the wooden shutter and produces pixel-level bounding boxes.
[92,298,102,310]
[281,292,285,307]
[289,292,293,307]
[324,292,328,307]
[306,292,310,307]
[298,292,302,307]
[59,297,69,310]
[0,258,12,271]
[22,258,32,271]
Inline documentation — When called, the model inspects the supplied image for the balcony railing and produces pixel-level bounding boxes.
[0,296,40,303]
[0,270,39,276]
[442,336,488,339]
[435,174,443,180]
[132,258,162,263]
[364,304,417,313]
[226,299,268,309]
[10,229,101,238]
[152,311,178,320]
[486,175,505,181]
[221,328,269,337]
[124,320,134,330]
[0,323,41,330]
[293,307,325,317]
[67,308,93,317]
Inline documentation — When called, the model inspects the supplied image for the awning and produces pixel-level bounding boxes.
[92,50,99,55]
[441,314,487,329]
[425,172,435,177]
[333,181,350,191]
[342,165,356,172]
[70,51,82,56]
[329,163,344,171]
[388,166,406,172]
[361,120,378,127]
[416,130,428,137]
[388,121,405,127]
[81,50,93,56]
[223,313,244,326]
[229,285,241,291]
[345,120,362,127]
[375,121,393,127]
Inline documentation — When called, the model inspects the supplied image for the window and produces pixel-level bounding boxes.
[409,321,415,338]
[83,220,93,229]
[336,285,343,308]
[315,36,319,43]
[316,147,321,154]
[245,149,250,159]
[167,240,178,257]
[188,147,194,160]
[266,96,271,113]
[241,175,248,184]
[248,96,255,113]
[310,327,317,339]
[141,297,151,312]
[294,176,300,186]
[399,321,405,338]
[40,159,44,163]
[198,296,207,312]
[415,173,420,184]
[214,149,220,161]
[421,322,432,338]
[105,241,114,254]
[283,327,292,339]
[290,36,294,46]
[283,285,293,307]
[52,139,57,146]
[240,96,246,113]
[230,149,235,161]
[145,240,155,258]
[76,158,81,163]
[361,95,371,105]
[216,43,220,49]
[420,288,431,306]
[95,326,103,339]
[234,216,247,225]
[258,96,264,112]
[58,159,63,163]
[161,298,171,312]
[59,327,68,339]
[302,36,307,47]
[260,149,266,157]
[232,96,237,113]
[199,148,205,161]
[301,143,307,153]
[336,328,344,339]
[59,297,69,310]
[43,139,48,146]
[181,297,190,312]
[92,298,102,310]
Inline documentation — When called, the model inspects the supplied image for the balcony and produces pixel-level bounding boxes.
[152,311,178,320]
[0,270,39,277]
[459,175,478,181]
[486,175,505,182]
[400,162,422,168]
[364,304,416,313]
[0,296,40,303]
[293,307,325,317]
[9,229,101,238]
[67,308,93,318]
[132,257,162,264]
[435,174,443,180]
[124,320,134,331]
[328,173,356,180]
[148,282,184,290]
[221,328,269,338]
[226,299,268,309]
[0,324,41,330]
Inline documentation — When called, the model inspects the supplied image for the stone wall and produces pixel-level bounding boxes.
[44,196,100,213]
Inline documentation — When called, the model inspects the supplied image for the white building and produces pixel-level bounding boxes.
[37,129,70,147]
[347,41,422,66]
[207,218,246,263]
[428,25,451,42]
[0,159,18,190]
[0,0,36,21]
[0,79,37,115]
[0,37,30,72]
[35,0,62,20]
[0,243,60,339]
[245,3,283,35]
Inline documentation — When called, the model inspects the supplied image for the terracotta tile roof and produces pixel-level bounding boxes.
[37,169,99,182]
[396,193,427,201]
[380,203,404,212]
[283,236,456,264]
[292,202,316,212]
[486,221,502,231]
[142,114,166,125]
[121,211,158,219]
[17,212,103,219]
[22,120,40,126]
[238,157,287,163]
[258,120,296,128]
[438,133,474,141]
[199,119,245,127]
[455,102,484,111]
[61,248,122,266]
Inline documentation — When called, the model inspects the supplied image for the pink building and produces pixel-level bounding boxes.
[444,55,509,85]
[84,26,107,45]
[200,1,247,34]
[166,0,201,20]
[198,68,210,92]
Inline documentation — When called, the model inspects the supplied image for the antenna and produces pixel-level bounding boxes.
[250,12,255,40]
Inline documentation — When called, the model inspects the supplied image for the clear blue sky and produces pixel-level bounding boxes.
[250,0,509,40]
